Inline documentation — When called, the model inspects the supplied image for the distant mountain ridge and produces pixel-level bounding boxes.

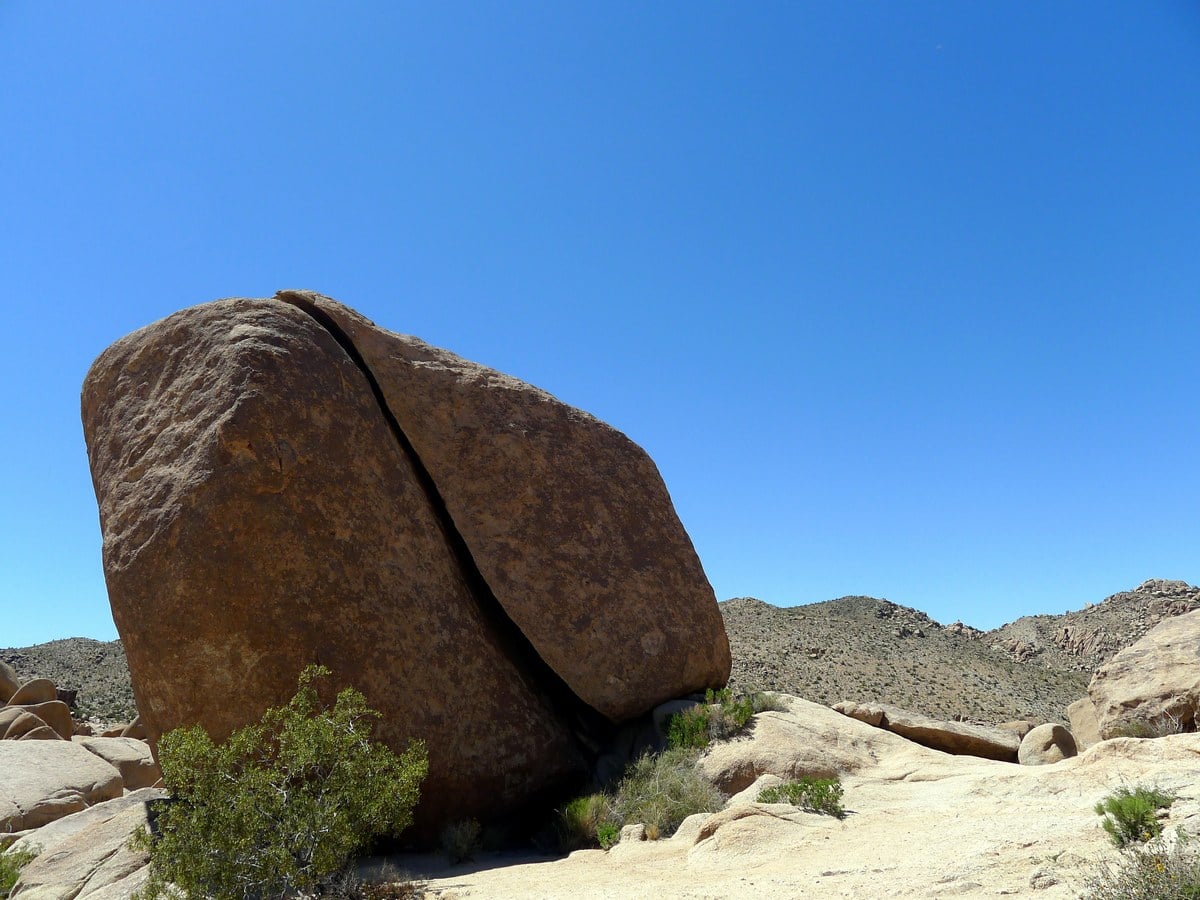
[4,579,1196,729]
[720,578,1200,726]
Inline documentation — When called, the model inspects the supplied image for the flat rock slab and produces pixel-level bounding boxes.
[0,741,123,832]
[11,803,151,900]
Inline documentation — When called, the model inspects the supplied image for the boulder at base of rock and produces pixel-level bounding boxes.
[75,738,161,790]
[0,741,123,831]
[1017,723,1077,766]
[8,788,165,859]
[1089,608,1200,739]
[1067,697,1102,750]
[3,712,52,742]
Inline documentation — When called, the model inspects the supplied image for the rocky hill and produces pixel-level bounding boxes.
[985,578,1200,672]
[0,638,136,724]
[721,579,1200,726]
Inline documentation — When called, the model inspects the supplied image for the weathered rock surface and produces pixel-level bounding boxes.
[1088,607,1200,738]
[0,741,123,831]
[75,738,160,790]
[15,703,73,741]
[833,699,1020,762]
[1018,722,1077,765]
[83,294,728,833]
[276,290,730,721]
[10,802,152,899]
[9,789,164,858]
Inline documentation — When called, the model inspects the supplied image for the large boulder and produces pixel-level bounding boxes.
[81,294,729,834]
[1088,607,1200,739]
[0,741,123,831]
[1017,723,1077,766]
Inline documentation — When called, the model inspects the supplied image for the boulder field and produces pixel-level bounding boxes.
[80,291,731,832]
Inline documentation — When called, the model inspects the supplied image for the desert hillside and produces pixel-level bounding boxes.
[0,637,136,723]
[721,578,1199,725]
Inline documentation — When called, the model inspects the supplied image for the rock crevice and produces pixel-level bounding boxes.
[277,290,612,753]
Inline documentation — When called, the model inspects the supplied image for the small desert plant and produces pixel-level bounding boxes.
[757,777,846,819]
[666,688,782,750]
[556,793,617,850]
[1083,830,1200,900]
[440,818,482,865]
[608,748,725,839]
[1,846,38,899]
[1094,785,1175,848]
[133,665,428,900]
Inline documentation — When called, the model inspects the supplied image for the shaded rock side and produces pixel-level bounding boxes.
[1088,607,1200,738]
[276,290,731,721]
[81,299,586,831]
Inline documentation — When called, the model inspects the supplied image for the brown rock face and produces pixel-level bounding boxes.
[82,294,729,833]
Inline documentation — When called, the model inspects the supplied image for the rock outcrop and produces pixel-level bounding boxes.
[1088,607,1200,738]
[833,700,1021,762]
[81,293,730,834]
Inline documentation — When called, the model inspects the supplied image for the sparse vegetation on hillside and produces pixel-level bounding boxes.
[133,665,427,900]
[721,595,1090,724]
[1,638,136,723]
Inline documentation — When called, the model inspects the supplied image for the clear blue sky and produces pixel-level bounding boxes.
[2,3,1198,647]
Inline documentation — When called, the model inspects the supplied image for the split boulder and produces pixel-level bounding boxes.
[82,293,730,834]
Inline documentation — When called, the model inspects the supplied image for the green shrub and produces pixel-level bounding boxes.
[1094,785,1174,848]
[1109,711,1190,739]
[596,822,620,850]
[134,665,427,900]
[1,847,38,899]
[1083,830,1200,900]
[440,819,481,865]
[556,793,617,851]
[608,748,724,839]
[757,777,846,819]
[666,688,782,751]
